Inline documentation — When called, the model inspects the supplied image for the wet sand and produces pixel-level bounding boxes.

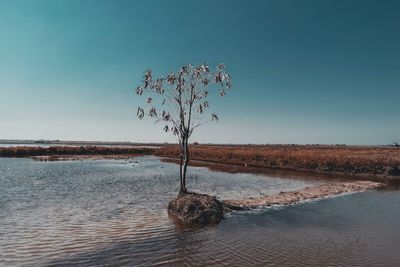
[223,181,385,210]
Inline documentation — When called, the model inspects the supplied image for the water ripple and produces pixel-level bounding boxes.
[1,157,399,266]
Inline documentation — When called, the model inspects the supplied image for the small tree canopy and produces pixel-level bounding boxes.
[135,63,231,139]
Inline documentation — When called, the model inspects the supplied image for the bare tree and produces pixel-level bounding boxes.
[135,63,232,194]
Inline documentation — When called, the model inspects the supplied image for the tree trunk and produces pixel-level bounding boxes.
[182,135,189,193]
[179,141,185,194]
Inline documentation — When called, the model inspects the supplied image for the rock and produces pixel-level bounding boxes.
[168,192,223,226]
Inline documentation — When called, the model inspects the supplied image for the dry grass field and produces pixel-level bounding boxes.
[155,144,400,179]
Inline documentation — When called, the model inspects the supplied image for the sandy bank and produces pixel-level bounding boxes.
[223,181,385,210]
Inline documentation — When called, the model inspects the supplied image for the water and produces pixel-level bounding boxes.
[1,156,399,266]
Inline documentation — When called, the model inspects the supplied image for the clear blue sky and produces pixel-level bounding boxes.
[0,0,399,144]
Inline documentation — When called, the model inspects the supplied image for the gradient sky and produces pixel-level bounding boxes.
[0,0,399,144]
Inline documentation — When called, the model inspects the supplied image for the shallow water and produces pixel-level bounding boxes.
[1,156,399,266]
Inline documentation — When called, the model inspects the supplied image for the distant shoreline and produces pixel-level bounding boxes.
[0,140,163,147]
[0,145,155,160]
[0,139,396,147]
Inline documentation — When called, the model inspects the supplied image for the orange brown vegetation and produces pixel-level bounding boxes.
[155,145,400,178]
[0,146,154,158]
